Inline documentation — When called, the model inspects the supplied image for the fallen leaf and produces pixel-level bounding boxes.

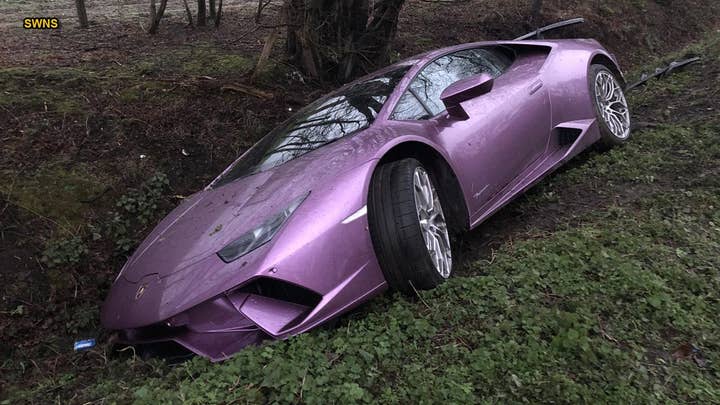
[672,342,694,360]
[209,224,223,236]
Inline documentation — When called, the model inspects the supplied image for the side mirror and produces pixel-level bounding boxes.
[440,73,494,120]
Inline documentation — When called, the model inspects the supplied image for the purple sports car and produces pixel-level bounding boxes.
[102,24,631,361]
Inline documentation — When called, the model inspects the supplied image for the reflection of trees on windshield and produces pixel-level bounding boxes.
[392,48,512,120]
[214,67,409,187]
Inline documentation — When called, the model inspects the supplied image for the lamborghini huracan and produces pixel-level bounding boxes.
[102,21,631,361]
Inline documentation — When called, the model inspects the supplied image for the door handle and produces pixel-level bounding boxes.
[529,80,543,95]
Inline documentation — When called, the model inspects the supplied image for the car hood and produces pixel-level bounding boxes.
[120,169,296,282]
[120,133,377,283]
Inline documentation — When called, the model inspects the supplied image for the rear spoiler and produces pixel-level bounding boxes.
[514,18,585,41]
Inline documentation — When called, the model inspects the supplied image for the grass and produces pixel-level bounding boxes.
[3,28,720,405]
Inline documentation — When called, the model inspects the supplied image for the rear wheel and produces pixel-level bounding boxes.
[368,158,452,293]
[589,64,631,147]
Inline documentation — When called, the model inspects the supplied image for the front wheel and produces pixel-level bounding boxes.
[589,64,632,147]
[368,158,453,293]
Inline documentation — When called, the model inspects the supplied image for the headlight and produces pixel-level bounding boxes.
[217,192,309,263]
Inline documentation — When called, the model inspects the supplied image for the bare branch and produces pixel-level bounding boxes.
[256,0,273,24]
[221,83,274,99]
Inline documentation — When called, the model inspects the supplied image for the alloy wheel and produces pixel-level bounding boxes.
[412,167,452,278]
[594,70,631,139]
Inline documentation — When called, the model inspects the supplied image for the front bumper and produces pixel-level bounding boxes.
[117,285,311,361]
[114,259,387,361]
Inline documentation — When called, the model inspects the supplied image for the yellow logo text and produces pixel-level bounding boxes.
[23,18,60,29]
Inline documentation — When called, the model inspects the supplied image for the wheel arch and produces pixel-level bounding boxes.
[590,52,626,88]
[373,140,470,232]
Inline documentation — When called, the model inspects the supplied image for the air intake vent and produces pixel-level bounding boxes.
[557,127,582,146]
[235,277,322,308]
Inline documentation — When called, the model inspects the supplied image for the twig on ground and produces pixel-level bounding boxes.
[298,369,308,401]
[483,248,497,265]
[2,198,76,237]
[117,345,137,363]
[221,83,274,99]
[597,315,619,344]
[409,280,432,310]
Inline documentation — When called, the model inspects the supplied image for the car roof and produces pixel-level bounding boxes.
[373,39,566,121]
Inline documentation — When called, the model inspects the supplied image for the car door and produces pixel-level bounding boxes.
[391,47,551,213]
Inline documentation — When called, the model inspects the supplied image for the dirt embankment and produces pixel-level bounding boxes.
[395,0,720,68]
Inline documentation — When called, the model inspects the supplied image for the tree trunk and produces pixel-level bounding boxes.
[214,0,223,27]
[147,0,168,34]
[529,0,543,28]
[285,0,304,65]
[355,0,404,75]
[209,0,216,21]
[75,0,89,28]
[252,29,281,81]
[197,0,207,27]
[285,0,403,83]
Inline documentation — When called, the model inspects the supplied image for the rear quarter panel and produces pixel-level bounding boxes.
[539,39,623,127]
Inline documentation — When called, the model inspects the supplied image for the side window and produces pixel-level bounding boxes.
[392,91,432,121]
[391,47,513,120]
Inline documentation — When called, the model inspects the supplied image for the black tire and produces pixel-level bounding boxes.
[368,158,451,294]
[589,64,632,148]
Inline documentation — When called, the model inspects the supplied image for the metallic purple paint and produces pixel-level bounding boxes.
[102,38,625,361]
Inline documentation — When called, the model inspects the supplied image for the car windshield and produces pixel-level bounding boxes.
[213,66,410,187]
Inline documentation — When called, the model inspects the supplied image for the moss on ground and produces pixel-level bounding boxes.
[0,43,254,114]
[0,67,91,113]
[0,164,110,231]
[127,46,254,77]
